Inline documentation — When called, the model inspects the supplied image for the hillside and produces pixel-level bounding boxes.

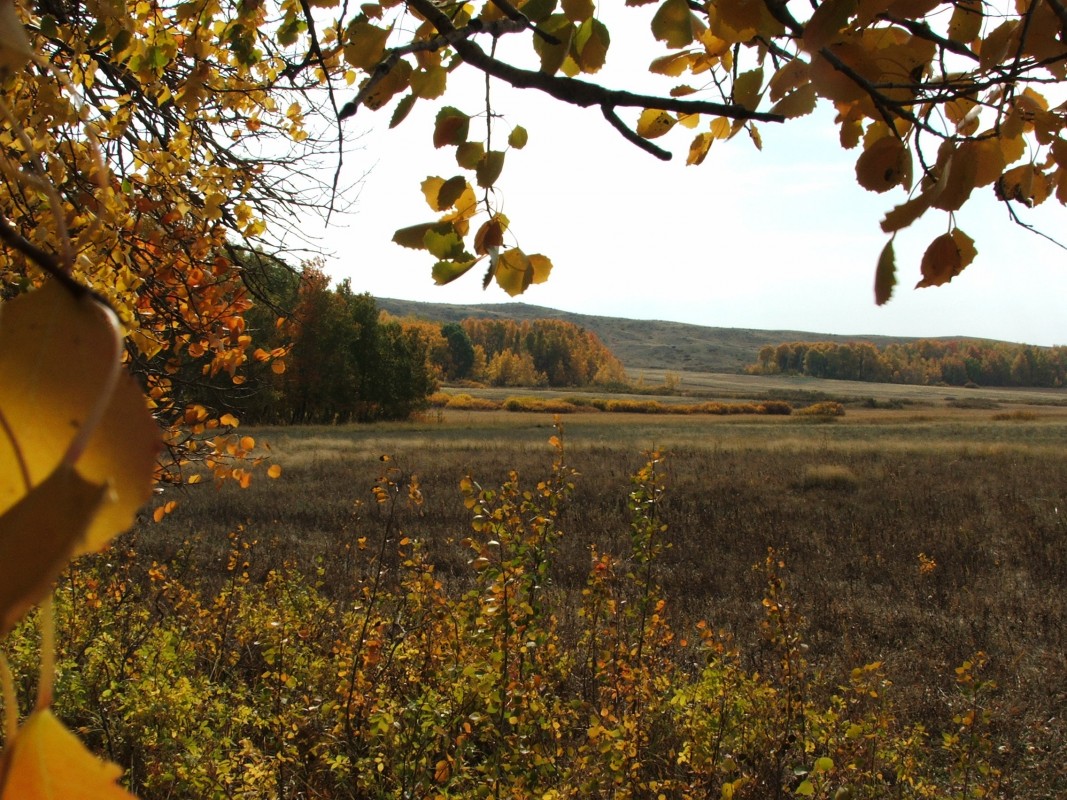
[374,297,964,374]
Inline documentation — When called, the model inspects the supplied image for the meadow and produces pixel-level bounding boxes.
[27,382,1066,798]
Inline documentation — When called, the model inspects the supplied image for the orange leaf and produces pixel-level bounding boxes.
[916,232,965,288]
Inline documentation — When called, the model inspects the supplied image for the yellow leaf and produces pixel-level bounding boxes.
[562,0,594,22]
[651,0,699,48]
[930,145,978,211]
[732,67,764,110]
[528,254,553,284]
[802,0,858,52]
[880,192,932,232]
[0,465,108,635]
[0,708,137,799]
[769,84,816,118]
[0,283,160,556]
[343,21,391,70]
[947,0,982,45]
[855,135,908,193]
[0,0,32,73]
[637,109,676,139]
[768,59,809,102]
[494,248,534,297]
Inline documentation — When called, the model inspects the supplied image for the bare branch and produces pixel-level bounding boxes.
[601,106,672,161]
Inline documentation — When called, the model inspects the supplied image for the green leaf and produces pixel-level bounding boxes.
[574,18,610,73]
[432,257,482,285]
[392,221,438,250]
[874,238,896,306]
[433,107,470,148]
[437,175,468,209]
[533,15,575,75]
[476,150,506,188]
[424,227,465,259]
[389,93,417,128]
[456,141,485,169]
[795,779,815,797]
[508,125,529,149]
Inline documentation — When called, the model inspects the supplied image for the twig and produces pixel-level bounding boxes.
[601,106,671,161]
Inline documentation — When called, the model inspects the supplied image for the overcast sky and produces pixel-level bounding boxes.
[308,10,1067,347]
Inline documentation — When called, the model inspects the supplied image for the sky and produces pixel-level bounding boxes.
[303,9,1067,347]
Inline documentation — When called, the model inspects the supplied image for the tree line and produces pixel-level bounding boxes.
[749,340,1067,387]
[184,258,629,424]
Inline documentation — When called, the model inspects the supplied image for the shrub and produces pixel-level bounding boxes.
[798,464,860,492]
[796,401,846,417]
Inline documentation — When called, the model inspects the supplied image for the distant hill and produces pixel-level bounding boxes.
[374,298,961,374]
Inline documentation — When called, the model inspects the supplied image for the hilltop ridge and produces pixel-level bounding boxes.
[374,297,977,374]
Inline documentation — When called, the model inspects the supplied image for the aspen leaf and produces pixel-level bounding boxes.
[494,248,536,296]
[393,221,440,250]
[962,138,1005,187]
[802,0,858,51]
[916,232,965,288]
[732,67,764,110]
[856,136,907,193]
[533,15,575,75]
[0,708,137,799]
[508,125,528,149]
[410,66,447,99]
[687,132,713,165]
[528,254,553,284]
[361,59,411,110]
[574,17,610,73]
[456,141,484,169]
[343,21,390,70]
[979,21,1020,71]
[931,147,978,211]
[947,0,982,45]
[420,176,446,210]
[649,52,693,77]
[424,227,465,259]
[433,107,470,148]
[874,238,896,306]
[432,257,482,285]
[476,150,506,188]
[0,0,32,72]
[0,465,109,635]
[389,93,417,128]
[267,464,282,479]
[770,84,816,118]
[0,283,159,556]
[769,59,809,102]
[637,109,676,139]
[881,191,931,232]
[652,0,698,48]
[437,175,468,210]
[474,215,508,255]
[562,0,594,21]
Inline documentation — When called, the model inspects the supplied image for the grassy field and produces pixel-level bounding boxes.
[125,380,1067,795]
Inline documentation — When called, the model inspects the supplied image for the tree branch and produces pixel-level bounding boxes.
[347,0,784,155]
[601,106,671,161]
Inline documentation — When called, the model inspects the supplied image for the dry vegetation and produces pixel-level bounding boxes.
[111,392,1067,796]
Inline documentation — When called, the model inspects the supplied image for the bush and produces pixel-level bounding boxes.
[795,401,846,417]
[798,464,860,492]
